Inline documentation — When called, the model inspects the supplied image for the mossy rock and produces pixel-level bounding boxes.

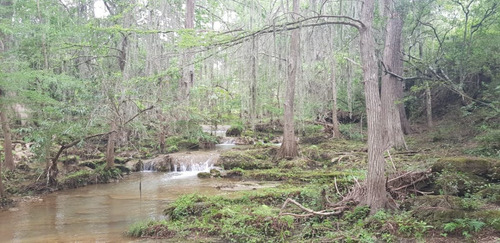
[210,168,221,177]
[218,150,273,170]
[434,170,489,196]
[78,159,105,169]
[432,157,491,176]
[403,195,462,210]
[224,170,243,178]
[197,172,211,178]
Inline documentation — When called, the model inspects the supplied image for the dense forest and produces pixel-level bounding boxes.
[1,0,499,242]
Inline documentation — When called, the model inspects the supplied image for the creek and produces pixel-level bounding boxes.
[0,167,237,242]
[0,127,245,242]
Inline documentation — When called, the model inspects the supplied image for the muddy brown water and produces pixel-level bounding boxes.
[0,172,234,242]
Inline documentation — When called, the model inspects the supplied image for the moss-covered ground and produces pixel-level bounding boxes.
[127,127,500,242]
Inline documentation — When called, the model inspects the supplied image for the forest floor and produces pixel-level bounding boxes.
[126,125,500,242]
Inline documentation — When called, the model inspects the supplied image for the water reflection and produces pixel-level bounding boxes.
[0,172,231,242]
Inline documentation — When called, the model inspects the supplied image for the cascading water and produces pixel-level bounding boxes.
[141,152,219,176]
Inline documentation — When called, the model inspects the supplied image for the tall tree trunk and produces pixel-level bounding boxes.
[426,81,433,128]
[359,0,390,212]
[0,156,4,197]
[279,0,300,159]
[330,61,341,138]
[381,0,406,150]
[180,0,195,103]
[106,120,117,169]
[250,36,258,133]
[0,103,14,171]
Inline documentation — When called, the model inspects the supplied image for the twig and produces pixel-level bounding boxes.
[279,198,345,217]
[334,177,343,199]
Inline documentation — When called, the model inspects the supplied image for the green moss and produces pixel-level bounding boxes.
[197,172,211,178]
[432,157,491,176]
[218,150,273,170]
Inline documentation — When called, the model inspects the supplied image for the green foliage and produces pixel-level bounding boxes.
[167,145,179,153]
[339,124,364,140]
[443,218,486,238]
[344,206,370,223]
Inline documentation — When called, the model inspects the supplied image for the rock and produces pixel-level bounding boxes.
[115,165,130,174]
[218,150,272,170]
[79,159,105,169]
[210,168,221,177]
[223,170,243,178]
[432,157,491,176]
[142,155,171,172]
[125,159,143,172]
[197,172,211,178]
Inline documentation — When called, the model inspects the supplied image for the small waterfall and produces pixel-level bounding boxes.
[140,152,218,176]
[172,158,213,173]
[142,161,156,172]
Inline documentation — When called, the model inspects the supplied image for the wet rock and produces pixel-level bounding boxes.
[125,159,143,172]
[210,168,221,177]
[142,155,171,172]
[197,172,211,178]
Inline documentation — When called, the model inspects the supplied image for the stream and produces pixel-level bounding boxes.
[0,126,240,242]
[0,170,235,242]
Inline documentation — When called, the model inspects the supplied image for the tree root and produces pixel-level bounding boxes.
[279,169,432,218]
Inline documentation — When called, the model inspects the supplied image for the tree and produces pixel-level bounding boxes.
[180,0,196,103]
[279,0,300,159]
[381,0,407,149]
[359,0,391,211]
[330,60,341,138]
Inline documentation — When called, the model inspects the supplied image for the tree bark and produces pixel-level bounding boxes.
[106,120,117,169]
[359,0,390,212]
[0,103,14,171]
[330,60,341,138]
[381,0,406,150]
[279,0,300,159]
[180,0,196,103]
[426,81,433,128]
[250,36,258,133]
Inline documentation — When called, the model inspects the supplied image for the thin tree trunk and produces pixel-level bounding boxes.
[331,61,341,138]
[180,0,195,104]
[359,0,390,212]
[426,82,433,128]
[106,120,117,169]
[0,105,14,171]
[381,0,406,150]
[279,0,300,159]
[0,157,4,197]
[250,36,258,133]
